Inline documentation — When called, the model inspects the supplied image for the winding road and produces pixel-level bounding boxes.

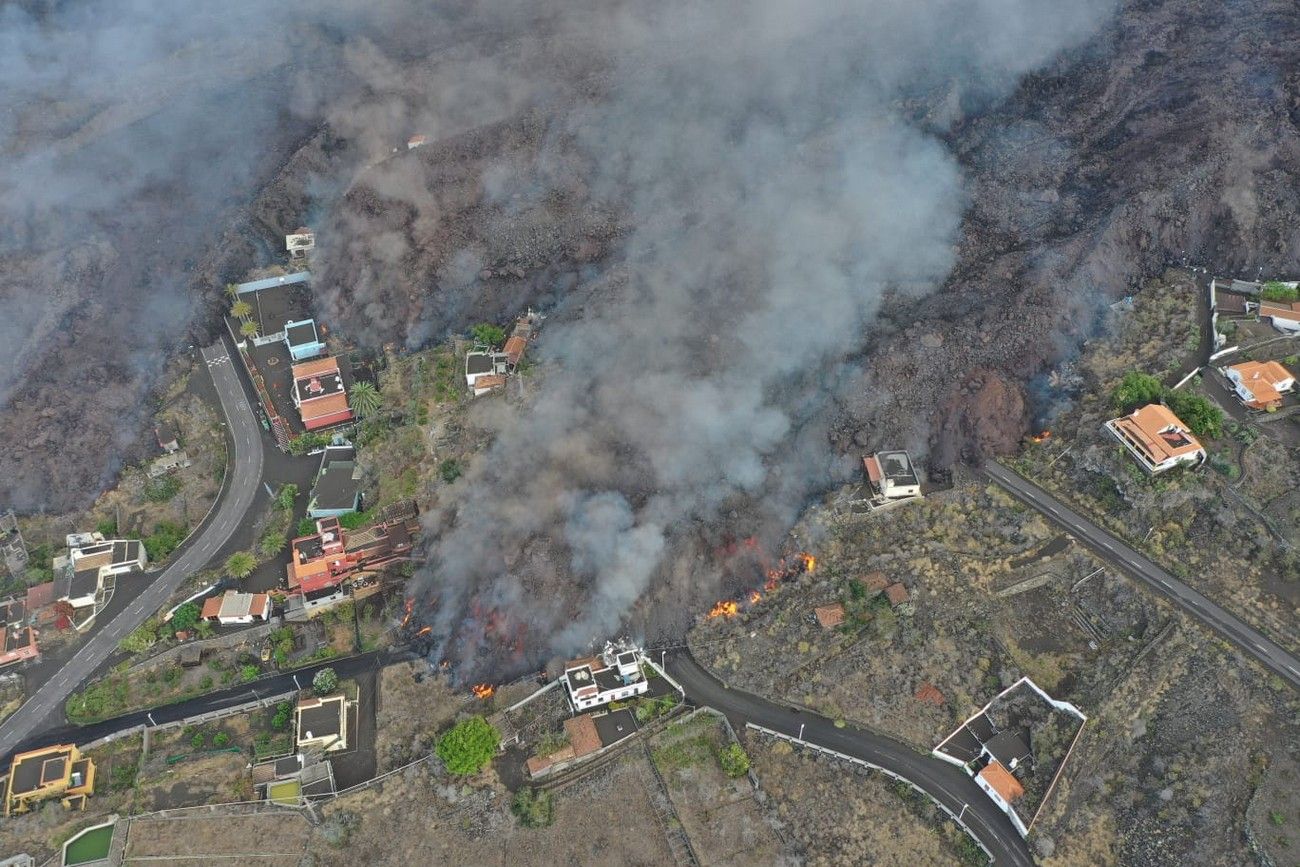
[664,651,1034,866]
[0,337,266,760]
[985,461,1300,691]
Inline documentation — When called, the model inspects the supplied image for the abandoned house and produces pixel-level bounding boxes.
[862,451,923,501]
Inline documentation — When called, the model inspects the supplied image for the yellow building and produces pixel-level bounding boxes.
[4,743,95,815]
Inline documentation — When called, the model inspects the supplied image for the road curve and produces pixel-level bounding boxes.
[664,651,1034,866]
[985,461,1300,691]
[0,337,266,760]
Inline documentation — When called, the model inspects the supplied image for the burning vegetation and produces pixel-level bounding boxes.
[707,551,816,620]
[471,683,495,700]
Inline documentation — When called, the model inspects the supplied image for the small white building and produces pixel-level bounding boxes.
[286,229,315,259]
[465,351,509,392]
[863,451,923,500]
[563,641,649,711]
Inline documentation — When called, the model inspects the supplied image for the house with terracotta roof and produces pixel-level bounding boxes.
[884,583,910,607]
[1222,360,1295,410]
[1104,403,1206,474]
[1258,298,1300,333]
[290,356,354,431]
[932,676,1087,837]
[201,591,272,626]
[857,572,889,595]
[4,743,95,815]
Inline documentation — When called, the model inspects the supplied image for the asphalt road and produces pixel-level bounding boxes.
[664,651,1034,866]
[0,338,266,759]
[985,461,1300,691]
[6,649,409,760]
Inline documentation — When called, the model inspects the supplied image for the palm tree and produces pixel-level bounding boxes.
[225,550,256,579]
[230,299,252,319]
[225,283,240,299]
[240,319,259,339]
[350,380,382,417]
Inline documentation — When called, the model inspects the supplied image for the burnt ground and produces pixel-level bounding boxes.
[4,0,1300,517]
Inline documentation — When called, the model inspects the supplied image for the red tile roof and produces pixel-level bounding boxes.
[979,761,1024,803]
[914,682,945,707]
[884,583,909,606]
[857,572,889,594]
[814,603,845,630]
[565,714,602,758]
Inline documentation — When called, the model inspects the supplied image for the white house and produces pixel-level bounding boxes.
[1258,300,1300,333]
[863,451,923,500]
[201,591,272,625]
[1222,360,1296,410]
[563,641,649,711]
[465,351,508,390]
[1104,403,1206,474]
[56,536,148,610]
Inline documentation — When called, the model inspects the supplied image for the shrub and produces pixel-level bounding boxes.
[511,787,555,828]
[119,620,160,654]
[1261,281,1299,302]
[275,484,299,511]
[337,511,369,530]
[312,667,339,696]
[225,551,256,579]
[95,519,118,537]
[1111,371,1163,411]
[240,664,260,682]
[717,742,750,778]
[258,530,287,558]
[272,701,293,730]
[297,517,317,537]
[143,521,188,561]
[470,323,506,348]
[288,432,332,455]
[199,675,213,690]
[191,732,206,749]
[213,732,231,747]
[436,716,499,775]
[439,458,462,484]
[143,474,181,503]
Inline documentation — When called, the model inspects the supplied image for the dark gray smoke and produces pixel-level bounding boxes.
[399,0,1116,668]
[0,0,445,510]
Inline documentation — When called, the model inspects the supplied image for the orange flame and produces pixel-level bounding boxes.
[798,553,816,573]
[472,683,496,699]
[415,625,432,637]
[400,597,414,628]
[708,600,739,619]
[1030,430,1052,443]
[749,590,762,605]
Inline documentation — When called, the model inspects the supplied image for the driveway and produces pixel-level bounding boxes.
[0,337,267,761]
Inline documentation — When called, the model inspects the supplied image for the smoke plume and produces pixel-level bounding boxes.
[394,0,1115,670]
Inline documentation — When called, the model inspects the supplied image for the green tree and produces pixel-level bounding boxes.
[436,716,499,775]
[230,299,253,319]
[119,620,160,654]
[1163,390,1224,438]
[717,742,750,778]
[225,550,256,579]
[171,602,201,634]
[312,666,339,696]
[349,380,382,418]
[470,323,506,348]
[1111,371,1163,411]
[240,319,260,338]
[511,787,555,828]
[271,700,294,730]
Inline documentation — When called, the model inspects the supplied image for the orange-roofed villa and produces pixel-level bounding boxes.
[1103,403,1206,474]
[1222,360,1295,410]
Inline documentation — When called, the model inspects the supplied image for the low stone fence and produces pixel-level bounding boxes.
[126,622,280,676]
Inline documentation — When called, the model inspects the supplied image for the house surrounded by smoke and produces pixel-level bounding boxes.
[853,450,924,506]
[464,310,543,397]
[563,641,649,711]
